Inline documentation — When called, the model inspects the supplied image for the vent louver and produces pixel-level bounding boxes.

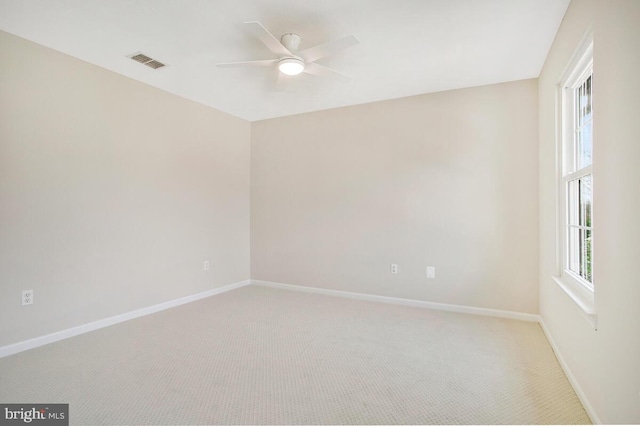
[145,60,165,69]
[128,52,166,69]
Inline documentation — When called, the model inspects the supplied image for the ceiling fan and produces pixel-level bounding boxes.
[217,21,359,81]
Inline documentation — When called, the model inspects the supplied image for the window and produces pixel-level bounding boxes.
[555,36,596,327]
[565,70,593,288]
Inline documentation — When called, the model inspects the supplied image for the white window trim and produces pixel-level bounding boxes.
[554,31,597,330]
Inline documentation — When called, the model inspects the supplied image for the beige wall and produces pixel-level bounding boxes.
[539,0,640,423]
[251,79,539,313]
[0,31,251,347]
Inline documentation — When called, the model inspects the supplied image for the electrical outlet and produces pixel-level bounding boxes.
[426,266,435,279]
[390,264,398,274]
[203,261,210,271]
[22,290,33,306]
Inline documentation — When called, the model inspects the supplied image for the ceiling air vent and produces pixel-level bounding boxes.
[128,52,166,69]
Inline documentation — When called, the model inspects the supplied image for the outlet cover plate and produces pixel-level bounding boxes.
[426,266,436,279]
[22,290,33,306]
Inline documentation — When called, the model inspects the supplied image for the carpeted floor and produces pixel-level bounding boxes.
[0,285,590,425]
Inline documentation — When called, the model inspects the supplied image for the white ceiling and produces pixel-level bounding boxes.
[0,0,569,121]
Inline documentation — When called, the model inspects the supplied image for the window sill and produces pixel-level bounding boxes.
[552,276,598,330]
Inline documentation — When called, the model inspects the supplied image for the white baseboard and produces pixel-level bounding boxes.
[0,280,251,359]
[539,319,601,424]
[251,280,540,322]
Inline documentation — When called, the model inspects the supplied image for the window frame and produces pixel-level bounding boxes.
[554,34,597,329]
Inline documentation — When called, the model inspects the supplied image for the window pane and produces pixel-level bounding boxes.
[568,175,592,227]
[583,228,592,283]
[583,75,592,119]
[567,174,593,285]
[577,82,583,127]
[567,179,579,226]
[579,119,593,168]
[568,226,580,274]
[568,226,593,284]
[575,73,593,170]
[580,174,592,227]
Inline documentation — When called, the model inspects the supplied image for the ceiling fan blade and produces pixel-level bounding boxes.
[298,35,359,63]
[244,21,293,57]
[216,59,278,68]
[303,62,351,80]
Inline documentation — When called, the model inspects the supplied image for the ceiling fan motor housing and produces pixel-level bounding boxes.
[280,33,301,52]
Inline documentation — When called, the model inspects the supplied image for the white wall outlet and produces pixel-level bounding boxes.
[426,266,435,279]
[390,264,398,274]
[203,261,210,271]
[22,290,33,306]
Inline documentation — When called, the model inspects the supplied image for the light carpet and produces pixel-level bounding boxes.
[0,285,590,425]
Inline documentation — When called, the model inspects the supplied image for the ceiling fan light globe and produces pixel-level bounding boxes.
[279,58,304,76]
